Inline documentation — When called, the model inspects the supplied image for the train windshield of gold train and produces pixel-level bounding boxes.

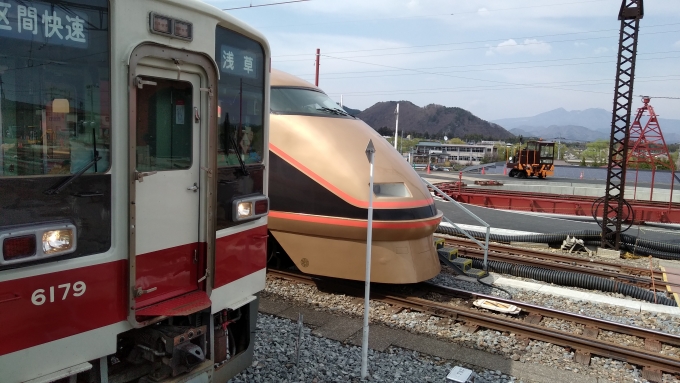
[271,88,352,118]
[267,69,444,284]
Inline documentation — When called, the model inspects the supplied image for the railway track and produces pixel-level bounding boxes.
[437,234,680,293]
[268,269,680,382]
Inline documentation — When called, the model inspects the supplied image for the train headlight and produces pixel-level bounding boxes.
[232,196,269,222]
[42,229,74,255]
[0,222,77,266]
[237,202,253,219]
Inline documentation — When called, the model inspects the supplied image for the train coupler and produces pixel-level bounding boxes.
[128,325,207,382]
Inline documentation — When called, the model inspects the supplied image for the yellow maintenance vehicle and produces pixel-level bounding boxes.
[506,140,555,179]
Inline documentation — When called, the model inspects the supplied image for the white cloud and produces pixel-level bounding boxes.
[573,42,588,48]
[486,38,551,56]
[593,47,608,54]
[477,8,490,17]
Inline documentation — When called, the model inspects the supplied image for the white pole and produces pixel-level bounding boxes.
[394,103,399,150]
[361,139,376,379]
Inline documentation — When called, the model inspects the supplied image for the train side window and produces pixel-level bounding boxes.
[0,0,111,178]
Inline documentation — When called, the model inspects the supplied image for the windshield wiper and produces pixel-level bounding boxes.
[316,106,350,117]
[44,128,101,195]
[44,155,101,195]
[226,119,249,176]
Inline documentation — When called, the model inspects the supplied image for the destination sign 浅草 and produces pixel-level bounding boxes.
[220,45,260,79]
[0,0,90,48]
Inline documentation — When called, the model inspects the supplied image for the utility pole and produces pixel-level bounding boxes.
[400,128,404,154]
[601,0,644,250]
[314,48,320,86]
[394,103,399,150]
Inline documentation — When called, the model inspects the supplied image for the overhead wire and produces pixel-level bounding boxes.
[257,0,611,29]
[223,0,310,11]
[638,95,680,100]
[274,29,680,63]
[274,22,680,58]
[308,55,680,81]
[290,50,680,78]
[322,76,680,97]
[308,54,677,98]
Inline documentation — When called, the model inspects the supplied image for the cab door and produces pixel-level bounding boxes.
[131,68,204,314]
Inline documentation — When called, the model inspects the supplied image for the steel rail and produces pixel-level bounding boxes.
[439,235,680,291]
[268,269,680,381]
[422,282,680,347]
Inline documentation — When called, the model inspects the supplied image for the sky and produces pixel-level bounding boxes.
[202,0,680,121]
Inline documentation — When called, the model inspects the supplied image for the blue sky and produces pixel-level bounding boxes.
[202,0,680,121]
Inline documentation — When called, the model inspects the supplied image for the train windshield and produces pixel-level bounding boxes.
[0,0,110,177]
[271,87,351,118]
[215,27,265,167]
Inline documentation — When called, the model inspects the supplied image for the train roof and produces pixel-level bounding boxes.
[271,68,319,89]
[162,0,271,53]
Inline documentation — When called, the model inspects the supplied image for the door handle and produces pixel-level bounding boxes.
[187,183,199,192]
[134,286,157,298]
[134,171,157,182]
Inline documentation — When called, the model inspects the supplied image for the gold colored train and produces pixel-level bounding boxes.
[267,69,443,283]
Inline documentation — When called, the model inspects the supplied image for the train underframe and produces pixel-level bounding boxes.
[51,301,257,383]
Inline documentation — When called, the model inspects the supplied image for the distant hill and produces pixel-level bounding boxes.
[509,125,608,142]
[493,107,680,143]
[357,101,513,140]
[341,105,362,117]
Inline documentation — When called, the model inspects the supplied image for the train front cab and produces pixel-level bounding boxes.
[0,1,270,382]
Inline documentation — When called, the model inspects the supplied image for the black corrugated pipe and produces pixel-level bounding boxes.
[436,225,601,244]
[621,244,680,260]
[464,258,677,307]
[621,234,680,254]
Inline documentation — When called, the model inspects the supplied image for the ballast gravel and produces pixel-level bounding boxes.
[230,314,525,383]
[257,273,680,383]
[431,272,680,335]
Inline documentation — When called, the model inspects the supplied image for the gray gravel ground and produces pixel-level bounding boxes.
[229,314,528,383]
[255,274,680,383]
[432,271,680,335]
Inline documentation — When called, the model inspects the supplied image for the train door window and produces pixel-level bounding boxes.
[136,78,193,172]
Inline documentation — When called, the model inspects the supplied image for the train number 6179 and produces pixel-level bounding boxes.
[31,282,87,306]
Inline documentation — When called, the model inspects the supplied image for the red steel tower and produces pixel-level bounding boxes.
[626,96,676,201]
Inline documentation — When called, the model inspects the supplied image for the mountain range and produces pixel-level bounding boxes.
[492,108,680,143]
[341,102,680,144]
[349,101,513,140]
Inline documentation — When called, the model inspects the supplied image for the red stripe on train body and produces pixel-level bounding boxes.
[0,261,127,356]
[214,226,267,288]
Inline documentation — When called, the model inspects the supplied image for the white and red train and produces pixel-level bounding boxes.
[0,1,270,382]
